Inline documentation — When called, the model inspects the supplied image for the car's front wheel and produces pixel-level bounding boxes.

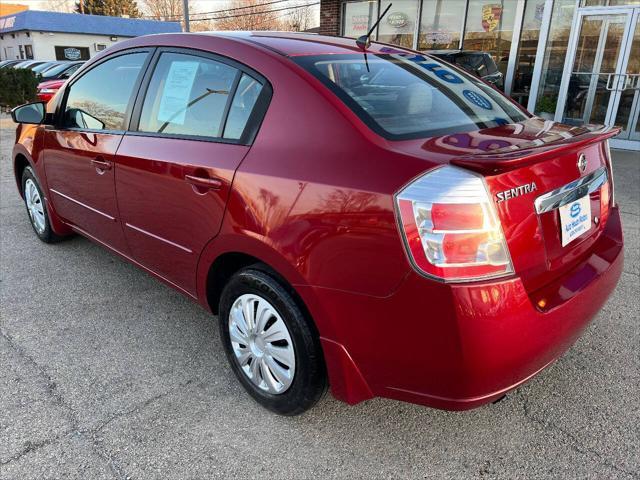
[219,267,327,415]
[21,166,60,243]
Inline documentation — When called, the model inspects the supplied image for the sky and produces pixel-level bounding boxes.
[10,0,321,26]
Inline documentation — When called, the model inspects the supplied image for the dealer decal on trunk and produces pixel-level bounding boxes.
[495,183,537,203]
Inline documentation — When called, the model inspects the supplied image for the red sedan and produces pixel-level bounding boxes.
[10,32,623,415]
[36,78,66,103]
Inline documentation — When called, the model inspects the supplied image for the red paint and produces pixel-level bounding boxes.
[36,79,65,103]
[12,32,623,411]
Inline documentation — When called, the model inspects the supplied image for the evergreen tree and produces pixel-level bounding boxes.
[75,0,141,18]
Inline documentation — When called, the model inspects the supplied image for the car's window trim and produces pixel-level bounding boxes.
[54,48,156,135]
[236,78,272,145]
[128,46,272,146]
[218,70,243,138]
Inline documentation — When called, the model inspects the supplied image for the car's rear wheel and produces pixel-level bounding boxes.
[219,267,327,415]
[21,166,60,243]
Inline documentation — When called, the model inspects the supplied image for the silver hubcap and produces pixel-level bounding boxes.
[229,294,296,394]
[25,179,46,234]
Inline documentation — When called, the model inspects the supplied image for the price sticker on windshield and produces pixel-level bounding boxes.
[559,196,592,247]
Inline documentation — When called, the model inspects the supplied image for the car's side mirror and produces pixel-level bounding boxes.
[11,101,46,124]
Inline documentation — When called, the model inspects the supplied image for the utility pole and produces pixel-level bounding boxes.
[182,0,190,32]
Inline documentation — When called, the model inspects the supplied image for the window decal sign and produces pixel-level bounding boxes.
[350,14,371,33]
[64,48,81,60]
[463,90,493,110]
[157,60,199,125]
[387,12,409,28]
[392,54,514,120]
[481,4,502,32]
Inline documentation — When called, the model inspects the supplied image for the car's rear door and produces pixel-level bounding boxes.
[114,48,270,296]
[43,49,152,253]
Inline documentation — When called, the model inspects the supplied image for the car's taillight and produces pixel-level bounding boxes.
[395,165,513,282]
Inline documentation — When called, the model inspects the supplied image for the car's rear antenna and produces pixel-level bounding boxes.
[356,3,392,72]
[356,3,392,51]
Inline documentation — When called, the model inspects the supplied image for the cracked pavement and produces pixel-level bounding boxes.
[1,116,639,479]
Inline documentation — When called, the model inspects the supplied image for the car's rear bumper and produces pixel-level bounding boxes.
[311,207,624,410]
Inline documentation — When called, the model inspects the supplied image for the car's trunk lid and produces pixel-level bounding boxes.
[392,117,618,293]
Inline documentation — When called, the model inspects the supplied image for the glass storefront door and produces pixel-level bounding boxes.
[561,12,629,124]
[557,6,640,149]
[614,13,640,141]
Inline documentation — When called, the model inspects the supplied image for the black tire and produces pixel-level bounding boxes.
[219,267,327,415]
[21,166,61,243]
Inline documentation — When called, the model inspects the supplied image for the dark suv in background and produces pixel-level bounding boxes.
[426,50,504,90]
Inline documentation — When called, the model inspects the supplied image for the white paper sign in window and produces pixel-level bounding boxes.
[157,60,199,125]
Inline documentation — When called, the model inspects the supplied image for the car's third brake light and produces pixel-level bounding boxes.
[395,166,513,282]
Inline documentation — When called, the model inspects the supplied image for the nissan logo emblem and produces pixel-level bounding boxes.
[578,154,587,173]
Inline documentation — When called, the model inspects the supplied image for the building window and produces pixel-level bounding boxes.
[342,0,379,38]
[18,45,24,59]
[418,0,466,50]
[533,0,576,118]
[377,0,420,49]
[462,0,518,78]
[25,45,33,59]
[511,1,546,106]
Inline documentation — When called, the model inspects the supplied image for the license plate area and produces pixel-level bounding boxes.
[559,195,592,247]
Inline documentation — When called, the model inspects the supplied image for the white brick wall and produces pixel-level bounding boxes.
[1,30,128,61]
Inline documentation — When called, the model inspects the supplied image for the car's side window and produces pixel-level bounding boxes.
[63,53,147,131]
[61,63,81,79]
[138,52,239,138]
[223,73,263,140]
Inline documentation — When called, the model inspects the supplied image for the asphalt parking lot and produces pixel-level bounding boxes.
[0,114,638,480]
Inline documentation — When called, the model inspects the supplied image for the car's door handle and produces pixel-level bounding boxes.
[91,158,112,172]
[185,174,223,191]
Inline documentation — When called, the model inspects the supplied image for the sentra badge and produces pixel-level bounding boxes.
[495,183,537,203]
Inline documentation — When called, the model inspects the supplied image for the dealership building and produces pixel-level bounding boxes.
[320,0,640,150]
[0,10,180,63]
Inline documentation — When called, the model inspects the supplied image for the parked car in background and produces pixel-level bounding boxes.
[0,60,24,69]
[31,61,64,74]
[10,32,623,416]
[39,61,83,81]
[426,50,504,89]
[36,78,65,102]
[12,60,46,70]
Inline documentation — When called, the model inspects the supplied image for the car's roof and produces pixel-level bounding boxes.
[142,31,417,58]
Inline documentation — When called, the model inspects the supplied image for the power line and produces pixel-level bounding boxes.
[188,2,318,23]
[249,6,312,29]
[140,0,293,20]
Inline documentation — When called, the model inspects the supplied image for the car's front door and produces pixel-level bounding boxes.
[115,49,268,295]
[43,50,151,252]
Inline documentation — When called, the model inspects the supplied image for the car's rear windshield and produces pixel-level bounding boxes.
[293,53,527,140]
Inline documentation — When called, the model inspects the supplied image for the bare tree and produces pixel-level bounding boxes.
[142,0,182,21]
[283,2,312,31]
[44,0,76,13]
[212,0,284,31]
